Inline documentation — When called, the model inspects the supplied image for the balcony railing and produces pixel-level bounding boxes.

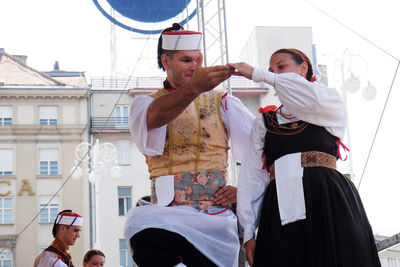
[91,117,130,132]
[90,76,268,90]
[91,77,165,90]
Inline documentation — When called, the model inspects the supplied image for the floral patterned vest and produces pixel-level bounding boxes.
[145,88,229,178]
[145,88,230,210]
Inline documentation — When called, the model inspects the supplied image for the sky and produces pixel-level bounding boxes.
[1,0,400,237]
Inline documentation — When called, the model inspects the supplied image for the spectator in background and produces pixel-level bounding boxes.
[83,249,105,267]
[34,210,83,267]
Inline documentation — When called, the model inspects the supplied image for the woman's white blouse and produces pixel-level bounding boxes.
[238,68,347,243]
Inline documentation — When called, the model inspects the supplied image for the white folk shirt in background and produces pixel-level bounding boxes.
[35,251,68,267]
[125,93,255,267]
[237,68,347,243]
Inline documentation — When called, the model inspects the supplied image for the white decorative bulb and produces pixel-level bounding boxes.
[363,83,377,101]
[344,76,360,93]
[70,166,83,180]
[93,161,106,175]
[110,166,123,179]
[88,171,97,184]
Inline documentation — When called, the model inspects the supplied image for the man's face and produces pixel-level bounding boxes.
[162,50,201,88]
[58,225,81,247]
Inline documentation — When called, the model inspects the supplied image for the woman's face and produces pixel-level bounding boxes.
[83,255,105,267]
[269,52,307,77]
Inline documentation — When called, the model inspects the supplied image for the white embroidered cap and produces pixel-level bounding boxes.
[162,30,203,51]
[56,211,83,226]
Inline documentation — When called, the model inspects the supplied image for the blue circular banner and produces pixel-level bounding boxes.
[93,0,197,34]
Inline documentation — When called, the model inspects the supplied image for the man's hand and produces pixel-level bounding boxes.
[228,62,255,80]
[189,53,235,94]
[146,53,235,130]
[212,185,237,206]
[245,238,256,267]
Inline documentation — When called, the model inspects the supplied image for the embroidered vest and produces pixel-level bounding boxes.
[145,89,229,178]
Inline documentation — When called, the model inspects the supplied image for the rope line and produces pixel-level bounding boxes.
[304,0,400,62]
[357,61,400,189]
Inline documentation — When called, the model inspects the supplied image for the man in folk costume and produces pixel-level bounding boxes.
[124,23,254,267]
[34,210,82,267]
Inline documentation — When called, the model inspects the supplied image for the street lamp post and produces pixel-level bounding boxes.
[317,49,377,181]
[69,139,122,249]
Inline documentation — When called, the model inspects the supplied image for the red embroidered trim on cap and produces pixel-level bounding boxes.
[58,212,82,218]
[162,31,202,35]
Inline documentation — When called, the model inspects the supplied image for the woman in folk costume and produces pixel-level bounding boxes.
[124,23,254,267]
[233,49,381,267]
[34,210,82,267]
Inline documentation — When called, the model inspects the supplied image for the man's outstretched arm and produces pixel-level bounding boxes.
[146,54,234,130]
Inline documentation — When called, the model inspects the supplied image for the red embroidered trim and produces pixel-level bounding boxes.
[261,151,267,170]
[221,92,228,110]
[209,208,228,215]
[276,105,295,120]
[310,76,317,82]
[258,105,277,113]
[163,80,176,92]
[52,256,62,267]
[336,139,350,161]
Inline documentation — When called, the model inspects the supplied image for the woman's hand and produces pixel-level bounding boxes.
[228,62,255,80]
[245,238,256,266]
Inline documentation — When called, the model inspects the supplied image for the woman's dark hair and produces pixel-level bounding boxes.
[157,23,182,70]
[52,209,72,238]
[83,249,105,263]
[272,48,314,81]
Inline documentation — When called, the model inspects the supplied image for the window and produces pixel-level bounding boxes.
[39,106,58,125]
[0,249,12,267]
[116,140,131,165]
[39,149,59,175]
[0,198,12,224]
[119,239,133,267]
[115,106,129,128]
[0,150,13,176]
[0,106,12,126]
[118,187,132,216]
[39,196,59,223]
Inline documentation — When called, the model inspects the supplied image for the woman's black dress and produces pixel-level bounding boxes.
[253,111,381,267]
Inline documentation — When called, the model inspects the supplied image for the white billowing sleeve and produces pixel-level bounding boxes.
[128,95,167,156]
[252,68,347,139]
[220,94,255,163]
[237,116,270,243]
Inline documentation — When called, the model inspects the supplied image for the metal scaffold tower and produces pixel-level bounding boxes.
[196,0,231,92]
[196,0,238,187]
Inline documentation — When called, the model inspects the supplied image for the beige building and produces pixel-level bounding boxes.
[0,49,90,266]
[89,85,150,267]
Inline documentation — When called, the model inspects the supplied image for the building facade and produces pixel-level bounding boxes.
[89,85,153,267]
[0,50,90,266]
